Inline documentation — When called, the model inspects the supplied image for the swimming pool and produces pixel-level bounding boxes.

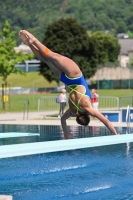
[0,124,130,145]
[0,125,133,200]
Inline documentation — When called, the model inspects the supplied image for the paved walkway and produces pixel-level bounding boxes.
[0,111,56,121]
[0,111,132,127]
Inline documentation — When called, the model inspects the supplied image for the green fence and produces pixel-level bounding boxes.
[90,79,133,89]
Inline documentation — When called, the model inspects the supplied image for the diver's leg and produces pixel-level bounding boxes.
[19,30,81,77]
[45,58,62,78]
[28,44,62,78]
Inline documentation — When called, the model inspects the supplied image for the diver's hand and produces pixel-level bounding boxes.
[64,133,72,139]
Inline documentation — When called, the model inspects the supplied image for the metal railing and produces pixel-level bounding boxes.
[98,96,119,110]
[119,96,133,109]
[38,96,62,112]
[38,96,119,112]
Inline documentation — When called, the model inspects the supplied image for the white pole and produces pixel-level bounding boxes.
[32,82,35,108]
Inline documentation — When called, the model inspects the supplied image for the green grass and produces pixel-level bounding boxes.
[0,72,132,111]
[0,72,57,88]
[97,89,133,98]
[8,93,59,112]
[0,89,132,112]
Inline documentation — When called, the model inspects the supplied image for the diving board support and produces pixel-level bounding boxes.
[0,134,133,158]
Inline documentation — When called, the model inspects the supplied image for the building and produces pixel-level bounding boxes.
[15,59,41,72]
[14,43,41,72]
[118,39,133,67]
[14,43,32,54]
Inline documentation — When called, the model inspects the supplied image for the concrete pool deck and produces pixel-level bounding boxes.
[0,111,132,127]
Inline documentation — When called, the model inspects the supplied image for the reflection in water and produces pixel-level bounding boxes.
[126,142,130,157]
[0,124,38,133]
[39,125,62,141]
[0,124,132,146]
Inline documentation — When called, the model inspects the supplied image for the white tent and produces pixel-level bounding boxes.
[90,66,133,80]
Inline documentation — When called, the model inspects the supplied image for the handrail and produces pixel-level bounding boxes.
[23,100,29,120]
[98,96,119,110]
[119,95,133,109]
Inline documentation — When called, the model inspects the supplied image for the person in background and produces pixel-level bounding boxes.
[92,89,99,110]
[58,89,67,118]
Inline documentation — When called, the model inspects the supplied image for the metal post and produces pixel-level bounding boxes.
[23,100,29,120]
[32,82,35,108]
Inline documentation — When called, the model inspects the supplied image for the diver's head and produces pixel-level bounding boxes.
[76,113,90,126]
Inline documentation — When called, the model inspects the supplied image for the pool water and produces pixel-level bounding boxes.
[0,124,133,200]
[0,142,133,200]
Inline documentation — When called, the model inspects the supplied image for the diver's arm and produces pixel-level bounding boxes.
[61,109,71,139]
[86,107,118,135]
[29,44,47,62]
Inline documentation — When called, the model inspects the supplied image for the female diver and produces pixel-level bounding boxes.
[19,30,118,137]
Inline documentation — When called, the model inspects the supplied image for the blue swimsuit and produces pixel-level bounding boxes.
[60,72,92,113]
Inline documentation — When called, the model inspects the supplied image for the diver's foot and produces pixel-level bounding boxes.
[22,30,37,44]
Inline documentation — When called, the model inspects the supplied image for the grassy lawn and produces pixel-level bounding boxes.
[0,72,58,88]
[9,93,59,112]
[0,89,132,112]
[0,72,132,112]
[98,89,132,98]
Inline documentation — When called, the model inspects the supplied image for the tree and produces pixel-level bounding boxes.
[90,31,120,64]
[130,58,133,69]
[0,20,33,109]
[39,18,96,83]
[0,20,33,85]
[39,19,120,83]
